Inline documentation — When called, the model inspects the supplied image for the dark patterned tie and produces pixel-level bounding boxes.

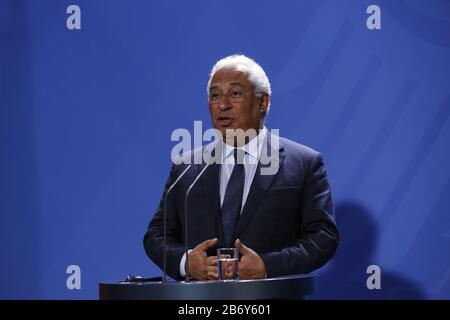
[221,148,245,247]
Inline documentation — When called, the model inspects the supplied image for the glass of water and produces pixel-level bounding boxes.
[217,248,239,281]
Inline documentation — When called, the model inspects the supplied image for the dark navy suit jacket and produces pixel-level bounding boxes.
[144,133,339,280]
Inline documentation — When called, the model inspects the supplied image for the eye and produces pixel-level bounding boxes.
[230,90,243,98]
[210,92,221,100]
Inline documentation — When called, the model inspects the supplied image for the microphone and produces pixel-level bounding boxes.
[184,161,212,282]
[163,164,192,283]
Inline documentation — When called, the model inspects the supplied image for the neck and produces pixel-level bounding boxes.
[222,126,264,147]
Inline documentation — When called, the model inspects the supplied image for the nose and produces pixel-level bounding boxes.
[218,94,231,111]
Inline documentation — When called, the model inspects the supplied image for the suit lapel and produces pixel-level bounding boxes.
[197,146,222,244]
[199,162,220,213]
[232,133,285,240]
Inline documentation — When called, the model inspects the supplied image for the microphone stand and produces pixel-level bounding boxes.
[163,164,192,283]
[184,163,211,282]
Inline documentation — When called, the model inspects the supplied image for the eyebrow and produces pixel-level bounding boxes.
[209,82,244,91]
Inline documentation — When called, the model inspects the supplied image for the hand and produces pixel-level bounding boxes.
[235,239,266,280]
[186,238,218,280]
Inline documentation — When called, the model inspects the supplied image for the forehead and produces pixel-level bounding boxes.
[210,68,253,90]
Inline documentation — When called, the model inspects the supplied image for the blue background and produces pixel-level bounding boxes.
[1,0,449,299]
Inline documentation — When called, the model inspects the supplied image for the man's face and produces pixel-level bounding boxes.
[208,68,269,141]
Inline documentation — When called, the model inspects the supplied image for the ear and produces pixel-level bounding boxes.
[259,94,269,114]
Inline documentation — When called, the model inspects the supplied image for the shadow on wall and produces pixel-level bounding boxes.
[312,200,425,299]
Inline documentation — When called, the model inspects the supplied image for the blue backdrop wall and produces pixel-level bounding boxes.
[1,0,449,299]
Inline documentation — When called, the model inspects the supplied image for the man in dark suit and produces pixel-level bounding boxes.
[144,54,339,281]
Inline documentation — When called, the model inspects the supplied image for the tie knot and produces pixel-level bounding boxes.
[233,148,245,165]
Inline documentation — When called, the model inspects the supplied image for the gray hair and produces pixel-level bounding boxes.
[207,54,272,111]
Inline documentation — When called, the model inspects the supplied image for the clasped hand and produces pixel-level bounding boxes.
[186,238,266,280]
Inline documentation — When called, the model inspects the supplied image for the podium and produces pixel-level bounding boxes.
[99,274,315,300]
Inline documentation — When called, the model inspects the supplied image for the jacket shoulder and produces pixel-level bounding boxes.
[279,136,322,161]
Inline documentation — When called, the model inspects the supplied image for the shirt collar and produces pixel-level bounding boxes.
[222,126,267,163]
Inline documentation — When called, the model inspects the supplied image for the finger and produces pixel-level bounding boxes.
[207,270,218,280]
[207,256,217,266]
[224,260,237,277]
[189,249,207,258]
[226,265,232,275]
[225,260,234,271]
[197,237,218,251]
[207,264,217,271]
[207,267,218,280]
[235,239,252,255]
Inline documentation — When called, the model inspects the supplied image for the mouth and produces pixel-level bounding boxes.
[217,116,235,127]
